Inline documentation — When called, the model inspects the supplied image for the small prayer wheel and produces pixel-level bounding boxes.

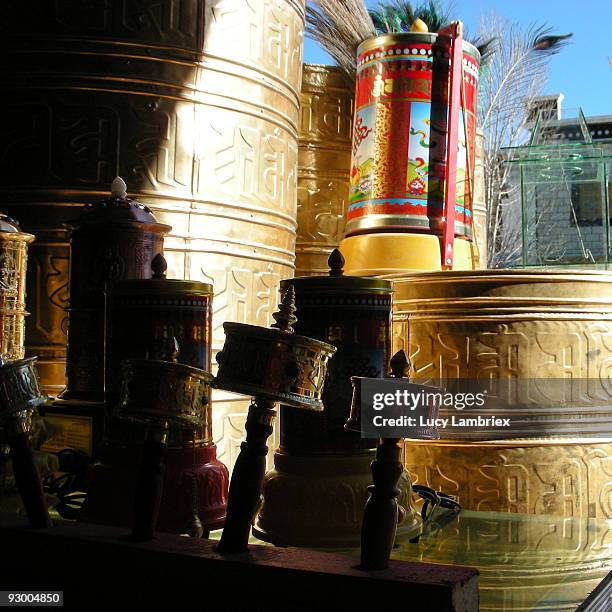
[0,213,34,362]
[62,177,170,402]
[214,287,336,553]
[105,253,213,409]
[0,356,52,528]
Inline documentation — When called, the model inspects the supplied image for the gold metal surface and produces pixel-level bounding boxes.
[0,227,35,363]
[1,0,306,464]
[404,439,612,518]
[391,269,612,517]
[390,269,612,437]
[296,65,353,276]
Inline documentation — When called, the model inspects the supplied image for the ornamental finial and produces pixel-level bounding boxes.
[328,248,345,277]
[151,253,168,279]
[389,350,410,378]
[271,285,297,333]
[111,176,128,199]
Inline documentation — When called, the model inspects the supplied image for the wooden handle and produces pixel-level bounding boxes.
[9,432,53,529]
[131,438,167,541]
[360,438,403,570]
[217,399,276,554]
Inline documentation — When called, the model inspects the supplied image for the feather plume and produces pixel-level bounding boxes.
[305,1,375,78]
[306,0,498,77]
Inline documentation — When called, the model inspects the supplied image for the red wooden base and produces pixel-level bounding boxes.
[81,443,228,534]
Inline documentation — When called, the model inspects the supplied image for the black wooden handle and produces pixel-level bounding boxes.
[360,438,403,570]
[8,432,53,529]
[217,399,276,554]
[131,438,167,541]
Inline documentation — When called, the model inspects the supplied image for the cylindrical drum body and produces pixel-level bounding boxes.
[1,0,305,468]
[64,202,169,402]
[106,277,213,407]
[346,33,480,238]
[0,216,34,363]
[390,269,612,520]
[296,65,353,276]
[279,274,393,453]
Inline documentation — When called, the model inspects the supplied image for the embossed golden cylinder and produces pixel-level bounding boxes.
[1,0,305,467]
[296,65,353,276]
[404,439,612,519]
[0,215,35,362]
[390,269,612,518]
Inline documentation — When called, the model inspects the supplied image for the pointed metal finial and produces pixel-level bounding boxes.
[111,176,128,199]
[389,350,410,378]
[169,336,180,363]
[151,253,168,279]
[271,285,297,333]
[328,249,345,277]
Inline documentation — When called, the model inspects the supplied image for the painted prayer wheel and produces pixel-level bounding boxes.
[105,255,213,408]
[0,214,34,363]
[296,65,353,276]
[83,359,228,534]
[1,0,305,469]
[390,269,612,518]
[254,251,421,547]
[63,182,169,403]
[346,32,480,238]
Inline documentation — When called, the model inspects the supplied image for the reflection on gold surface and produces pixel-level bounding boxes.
[395,509,612,611]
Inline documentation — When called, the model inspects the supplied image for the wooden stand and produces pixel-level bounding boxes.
[0,517,479,611]
[7,431,52,529]
[131,436,167,541]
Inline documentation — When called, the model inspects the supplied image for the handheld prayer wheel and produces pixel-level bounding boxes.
[0,357,52,528]
[62,177,170,402]
[347,351,439,570]
[83,330,228,536]
[340,30,480,273]
[105,253,213,408]
[255,250,420,546]
[214,287,336,553]
[114,355,213,541]
[0,213,34,362]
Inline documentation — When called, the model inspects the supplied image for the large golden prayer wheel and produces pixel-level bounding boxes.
[295,65,353,276]
[390,269,612,518]
[1,0,306,467]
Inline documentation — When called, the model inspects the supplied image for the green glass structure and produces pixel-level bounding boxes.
[503,108,612,268]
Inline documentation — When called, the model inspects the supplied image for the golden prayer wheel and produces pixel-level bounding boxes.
[1,0,306,467]
[390,269,612,518]
[0,214,34,363]
[296,65,353,276]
